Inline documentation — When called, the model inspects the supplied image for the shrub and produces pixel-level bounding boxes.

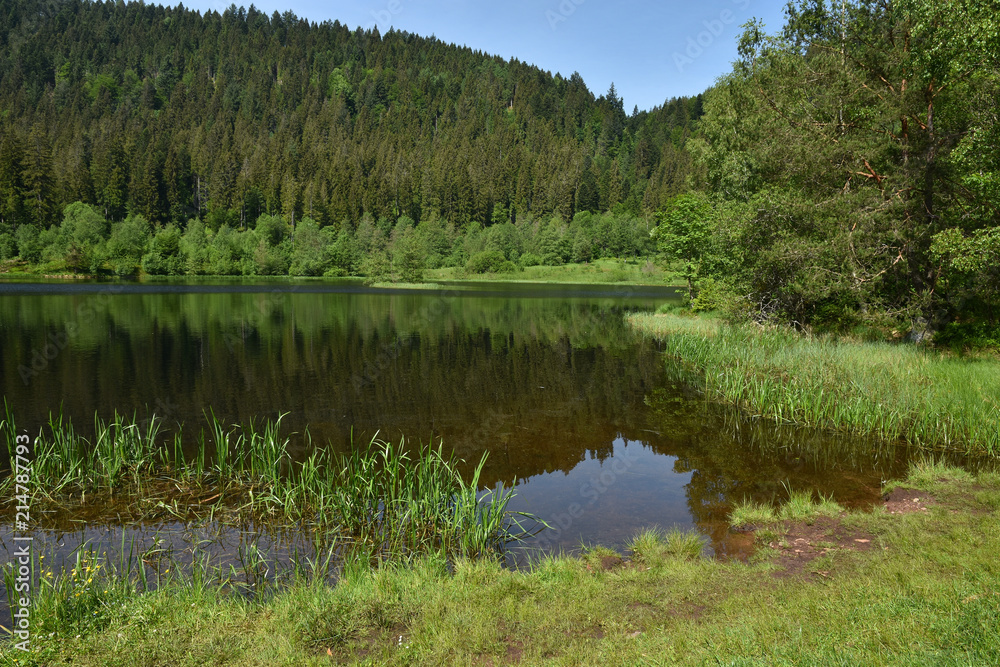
[0,232,15,260]
[519,252,541,267]
[691,277,727,312]
[466,249,507,274]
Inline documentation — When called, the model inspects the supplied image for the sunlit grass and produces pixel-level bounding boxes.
[426,258,683,285]
[0,409,535,563]
[627,313,1000,455]
[6,463,999,665]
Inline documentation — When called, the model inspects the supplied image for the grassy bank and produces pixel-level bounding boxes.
[3,461,998,665]
[425,258,682,285]
[2,258,684,288]
[627,312,1000,455]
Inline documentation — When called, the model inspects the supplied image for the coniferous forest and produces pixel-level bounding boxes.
[1,0,998,342]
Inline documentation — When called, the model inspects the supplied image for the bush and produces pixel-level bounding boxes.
[691,277,727,313]
[466,249,507,274]
[106,214,151,276]
[0,232,15,260]
[14,225,43,263]
[519,252,541,267]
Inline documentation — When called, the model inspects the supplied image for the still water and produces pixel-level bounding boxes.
[0,279,914,589]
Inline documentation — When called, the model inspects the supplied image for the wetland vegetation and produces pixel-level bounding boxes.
[4,461,999,665]
[2,0,1000,662]
[0,409,532,562]
[628,311,1000,456]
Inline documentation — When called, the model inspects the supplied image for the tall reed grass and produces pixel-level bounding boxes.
[627,312,1000,455]
[0,409,536,561]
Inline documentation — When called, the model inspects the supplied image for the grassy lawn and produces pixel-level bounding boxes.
[3,461,998,665]
[627,311,1000,456]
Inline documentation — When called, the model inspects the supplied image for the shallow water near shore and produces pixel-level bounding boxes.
[0,278,949,628]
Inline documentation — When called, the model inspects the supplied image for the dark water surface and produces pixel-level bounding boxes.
[0,278,920,620]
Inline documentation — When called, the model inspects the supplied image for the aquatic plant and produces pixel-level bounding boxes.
[627,313,1000,455]
[1,409,536,562]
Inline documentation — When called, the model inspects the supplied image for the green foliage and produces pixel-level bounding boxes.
[0,0,703,234]
[324,227,360,276]
[179,219,211,275]
[518,252,541,267]
[466,249,509,274]
[289,218,333,276]
[690,277,727,313]
[0,231,15,260]
[54,201,108,271]
[106,214,151,276]
[14,224,42,263]
[141,223,184,275]
[931,227,1000,331]
[389,224,427,283]
[696,1,1000,332]
[655,193,711,296]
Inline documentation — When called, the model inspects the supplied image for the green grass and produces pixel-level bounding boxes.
[0,409,534,563]
[425,258,684,285]
[729,484,844,528]
[367,281,444,290]
[2,258,685,287]
[4,463,999,665]
[626,312,1000,455]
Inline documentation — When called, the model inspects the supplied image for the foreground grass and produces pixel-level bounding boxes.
[627,312,1000,455]
[3,462,998,665]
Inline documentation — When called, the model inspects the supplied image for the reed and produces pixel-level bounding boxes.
[1,410,535,563]
[627,312,1000,456]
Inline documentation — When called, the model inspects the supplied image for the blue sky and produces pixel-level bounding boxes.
[172,0,790,111]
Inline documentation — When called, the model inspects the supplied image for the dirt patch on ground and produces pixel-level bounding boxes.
[666,602,707,621]
[325,622,410,663]
[766,516,877,579]
[600,555,623,570]
[884,487,935,515]
[504,637,525,663]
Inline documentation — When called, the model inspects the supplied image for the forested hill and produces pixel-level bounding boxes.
[0,0,702,230]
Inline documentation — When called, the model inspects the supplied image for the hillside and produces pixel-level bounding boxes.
[0,0,702,230]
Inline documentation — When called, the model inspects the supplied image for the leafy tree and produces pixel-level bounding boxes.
[180,220,212,275]
[55,201,108,271]
[389,224,427,283]
[654,194,711,298]
[13,225,43,263]
[106,214,151,275]
[289,217,332,276]
[325,227,360,276]
[142,223,184,275]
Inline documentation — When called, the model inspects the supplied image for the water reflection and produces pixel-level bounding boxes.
[0,279,942,628]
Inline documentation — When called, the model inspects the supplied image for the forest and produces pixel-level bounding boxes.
[0,0,998,342]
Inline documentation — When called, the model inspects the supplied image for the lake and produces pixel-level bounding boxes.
[0,278,915,598]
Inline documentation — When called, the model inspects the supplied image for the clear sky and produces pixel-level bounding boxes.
[170,0,790,111]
